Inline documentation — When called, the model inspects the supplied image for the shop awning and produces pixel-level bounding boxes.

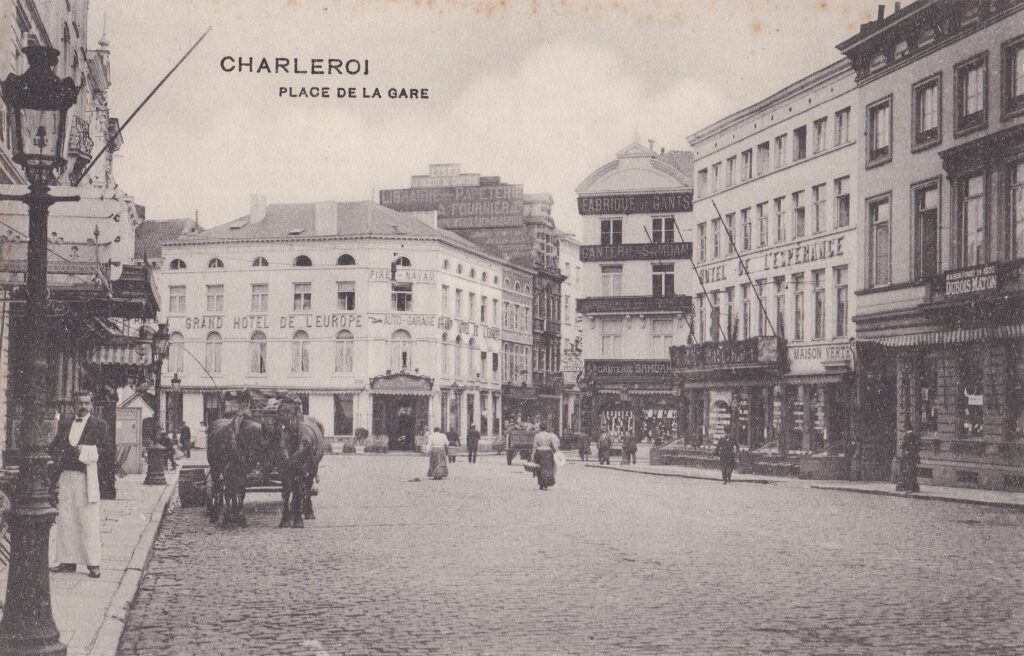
[874,323,1024,347]
[88,344,152,366]
[371,388,432,396]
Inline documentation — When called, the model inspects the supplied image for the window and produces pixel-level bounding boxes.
[869,51,888,73]
[918,354,939,433]
[696,295,705,343]
[895,39,910,60]
[867,96,892,165]
[293,282,311,311]
[792,274,804,341]
[469,293,476,319]
[252,256,268,267]
[834,266,848,338]
[1012,161,1024,259]
[757,202,769,248]
[774,279,786,339]
[956,54,987,134]
[168,286,186,313]
[600,218,622,245]
[651,319,673,359]
[913,75,941,148]
[600,318,622,357]
[493,298,499,326]
[774,197,786,243]
[812,270,825,340]
[725,287,735,337]
[834,108,850,145]
[335,330,353,373]
[756,142,770,176]
[169,258,186,270]
[725,213,735,254]
[251,283,268,313]
[391,283,413,311]
[812,184,827,233]
[869,196,892,287]
[792,191,806,238]
[168,333,184,373]
[455,289,463,318]
[914,183,940,279]
[755,279,767,336]
[337,254,355,266]
[793,126,807,161]
[208,258,224,268]
[480,295,487,322]
[293,255,312,267]
[391,330,412,370]
[396,256,412,268]
[834,177,850,228]
[711,163,721,193]
[1003,36,1024,117]
[652,216,675,243]
[337,281,355,310]
[709,292,721,342]
[741,208,751,251]
[652,263,674,297]
[712,219,721,258]
[697,169,708,197]
[291,331,310,373]
[454,336,463,377]
[812,118,828,153]
[205,332,222,374]
[958,174,986,267]
[206,284,224,313]
[741,284,750,339]
[741,149,753,181]
[958,348,985,439]
[600,264,622,296]
[919,26,937,48]
[249,332,267,374]
[774,135,787,168]
[697,223,707,262]
[726,157,736,187]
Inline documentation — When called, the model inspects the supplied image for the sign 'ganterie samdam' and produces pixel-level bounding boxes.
[583,359,672,381]
[580,241,692,262]
[577,191,693,215]
[944,264,999,297]
[379,184,524,228]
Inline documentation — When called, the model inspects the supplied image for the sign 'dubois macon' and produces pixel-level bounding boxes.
[577,191,693,216]
[943,264,1000,298]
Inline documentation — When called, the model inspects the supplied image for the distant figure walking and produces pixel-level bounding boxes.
[597,431,612,465]
[426,427,449,480]
[446,427,460,463]
[896,429,920,493]
[578,432,591,462]
[531,422,560,490]
[466,424,480,464]
[621,432,637,465]
[715,434,739,484]
[159,431,178,470]
[179,421,192,458]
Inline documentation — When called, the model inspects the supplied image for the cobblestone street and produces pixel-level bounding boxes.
[118,455,1024,655]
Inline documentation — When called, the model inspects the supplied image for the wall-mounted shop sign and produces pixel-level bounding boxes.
[583,359,672,383]
[379,183,524,229]
[578,191,692,216]
[787,340,855,374]
[697,234,846,284]
[370,372,433,395]
[580,241,692,262]
[437,316,501,340]
[577,294,692,314]
[670,336,783,371]
[942,264,1000,298]
[368,268,438,283]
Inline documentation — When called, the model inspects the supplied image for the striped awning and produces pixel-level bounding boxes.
[875,323,1024,348]
[88,344,152,366]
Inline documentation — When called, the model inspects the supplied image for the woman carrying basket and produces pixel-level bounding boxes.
[530,422,560,491]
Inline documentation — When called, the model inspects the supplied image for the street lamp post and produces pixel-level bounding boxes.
[144,323,170,486]
[0,45,80,656]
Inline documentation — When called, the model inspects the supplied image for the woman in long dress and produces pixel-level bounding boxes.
[425,427,449,480]
[531,422,560,490]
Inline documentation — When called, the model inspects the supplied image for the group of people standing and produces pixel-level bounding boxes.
[425,424,482,479]
[580,430,637,466]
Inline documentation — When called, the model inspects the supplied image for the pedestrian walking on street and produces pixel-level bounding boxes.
[49,390,105,579]
[159,431,178,470]
[715,434,739,484]
[578,432,591,462]
[597,430,612,465]
[446,427,460,463]
[426,427,449,480]
[896,429,920,493]
[179,421,192,458]
[531,422,560,490]
[621,432,637,465]
[466,424,480,463]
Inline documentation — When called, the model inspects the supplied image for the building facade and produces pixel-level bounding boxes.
[679,60,865,476]
[839,0,1024,489]
[158,198,505,449]
[558,230,584,436]
[576,142,693,444]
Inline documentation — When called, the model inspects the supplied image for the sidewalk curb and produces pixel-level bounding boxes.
[88,472,180,656]
[810,484,1024,511]
[584,463,776,485]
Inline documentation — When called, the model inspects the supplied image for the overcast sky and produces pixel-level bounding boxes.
[85,0,887,235]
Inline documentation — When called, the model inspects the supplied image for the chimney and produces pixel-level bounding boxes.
[877,4,885,21]
[250,194,267,224]
[314,201,336,235]
[894,1,901,11]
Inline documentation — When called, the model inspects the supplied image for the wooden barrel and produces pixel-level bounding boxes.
[178,465,208,508]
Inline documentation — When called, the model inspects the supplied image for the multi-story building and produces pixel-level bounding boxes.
[524,193,564,429]
[677,60,863,476]
[576,142,693,444]
[558,230,584,435]
[158,198,505,449]
[839,0,1024,489]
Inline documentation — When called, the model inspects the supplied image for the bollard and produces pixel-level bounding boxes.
[144,444,168,485]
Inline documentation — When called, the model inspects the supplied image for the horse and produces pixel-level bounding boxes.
[206,412,272,527]
[276,403,327,529]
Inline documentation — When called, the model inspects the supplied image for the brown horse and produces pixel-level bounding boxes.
[276,401,327,529]
[206,413,272,527]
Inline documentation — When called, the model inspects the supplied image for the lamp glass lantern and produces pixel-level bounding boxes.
[170,373,181,392]
[152,322,170,360]
[1,45,78,173]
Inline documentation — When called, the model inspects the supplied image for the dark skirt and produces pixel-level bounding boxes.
[534,450,556,488]
[427,447,449,479]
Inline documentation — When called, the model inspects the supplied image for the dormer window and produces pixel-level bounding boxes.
[869,51,888,73]
[208,258,224,268]
[294,255,312,267]
[395,256,411,267]
[252,256,268,267]
[169,259,186,270]
[337,254,356,266]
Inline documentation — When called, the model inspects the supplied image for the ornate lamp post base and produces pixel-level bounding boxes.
[144,445,168,485]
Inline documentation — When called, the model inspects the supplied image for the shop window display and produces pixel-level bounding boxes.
[958,351,985,438]
[918,355,939,433]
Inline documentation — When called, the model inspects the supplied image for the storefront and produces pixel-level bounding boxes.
[579,359,678,444]
[370,373,432,450]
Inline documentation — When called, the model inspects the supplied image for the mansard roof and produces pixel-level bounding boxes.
[576,142,692,196]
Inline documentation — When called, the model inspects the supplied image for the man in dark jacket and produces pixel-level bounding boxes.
[466,424,481,464]
[179,421,192,458]
[446,427,460,463]
[715,434,739,484]
[159,431,178,470]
